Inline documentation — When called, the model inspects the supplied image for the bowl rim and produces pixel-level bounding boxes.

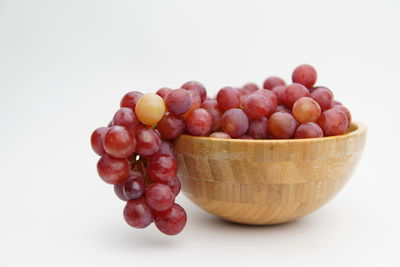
[177,121,367,144]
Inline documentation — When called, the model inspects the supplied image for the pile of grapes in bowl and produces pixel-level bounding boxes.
[91,64,366,234]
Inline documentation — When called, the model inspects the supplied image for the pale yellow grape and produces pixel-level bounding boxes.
[135,93,166,125]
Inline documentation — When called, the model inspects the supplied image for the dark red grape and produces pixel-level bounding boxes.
[283,83,310,108]
[112,107,139,133]
[91,127,109,156]
[147,153,178,183]
[156,87,172,100]
[124,198,154,228]
[157,113,185,140]
[247,117,268,139]
[103,126,136,158]
[217,87,241,111]
[201,99,223,132]
[237,135,253,139]
[317,108,349,136]
[220,108,249,137]
[167,176,181,196]
[97,154,130,184]
[185,108,212,136]
[310,87,333,110]
[154,203,187,235]
[120,91,143,110]
[156,141,176,158]
[123,172,145,200]
[145,183,175,211]
[268,112,297,139]
[165,89,192,115]
[181,81,207,103]
[263,76,286,90]
[292,97,321,123]
[292,64,317,88]
[294,122,323,139]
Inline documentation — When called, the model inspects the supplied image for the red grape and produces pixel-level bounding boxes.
[217,87,241,111]
[317,108,349,136]
[237,135,253,139]
[201,99,223,132]
[157,113,185,140]
[120,91,143,110]
[294,122,323,139]
[147,153,178,183]
[182,90,201,118]
[247,117,269,139]
[220,108,249,137]
[292,64,317,88]
[283,83,310,108]
[263,76,286,90]
[165,89,192,115]
[112,107,139,133]
[156,87,172,100]
[243,93,275,119]
[97,154,130,184]
[209,132,231,138]
[124,198,154,228]
[271,85,286,105]
[333,105,352,125]
[253,90,278,116]
[154,203,187,235]
[243,83,259,93]
[276,105,291,113]
[292,97,321,123]
[268,112,297,139]
[103,126,136,158]
[135,128,161,157]
[310,87,333,110]
[114,171,144,201]
[185,108,212,136]
[181,81,207,103]
[145,183,175,211]
[331,100,342,107]
[156,141,176,158]
[91,127,109,156]
[167,176,181,196]
[239,88,251,103]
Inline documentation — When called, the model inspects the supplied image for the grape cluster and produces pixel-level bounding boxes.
[91,64,351,235]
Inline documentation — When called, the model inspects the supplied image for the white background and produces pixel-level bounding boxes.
[0,0,399,266]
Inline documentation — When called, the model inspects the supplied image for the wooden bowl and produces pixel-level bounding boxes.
[174,122,367,225]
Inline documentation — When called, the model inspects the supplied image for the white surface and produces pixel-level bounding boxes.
[0,0,399,266]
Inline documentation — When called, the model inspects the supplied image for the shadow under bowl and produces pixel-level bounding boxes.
[174,122,367,225]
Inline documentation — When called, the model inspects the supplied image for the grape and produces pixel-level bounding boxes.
[209,132,231,139]
[333,105,352,124]
[253,90,278,116]
[135,128,161,157]
[165,89,192,115]
[97,154,130,184]
[243,93,275,119]
[135,93,166,126]
[220,108,249,137]
[268,112,297,139]
[91,127,109,156]
[243,83,259,93]
[112,107,139,133]
[271,85,286,105]
[294,122,323,139]
[103,126,136,158]
[247,117,268,139]
[216,87,241,111]
[292,97,321,123]
[237,135,253,139]
[331,100,342,107]
[239,88,251,103]
[145,183,175,211]
[120,91,143,110]
[310,87,333,110]
[147,153,178,183]
[123,198,154,228]
[201,99,223,132]
[181,81,207,103]
[156,141,176,158]
[114,181,127,201]
[283,83,310,108]
[167,176,181,196]
[156,87,172,100]
[276,105,291,113]
[263,76,286,90]
[317,108,349,136]
[292,64,317,88]
[182,90,201,118]
[185,108,212,136]
[114,171,144,201]
[157,113,185,140]
[154,203,187,235]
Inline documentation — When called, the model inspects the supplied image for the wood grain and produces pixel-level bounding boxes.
[174,122,367,225]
